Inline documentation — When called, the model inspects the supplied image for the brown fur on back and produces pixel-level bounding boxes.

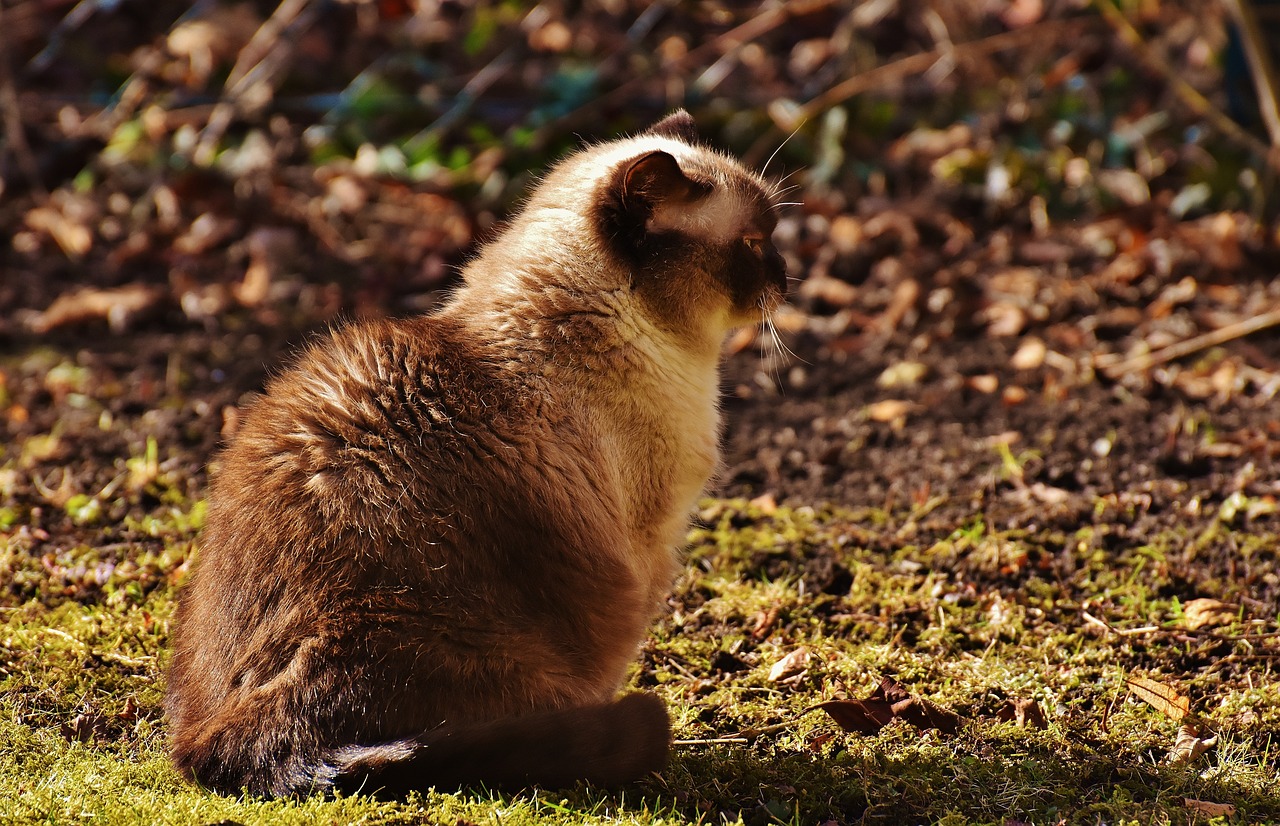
[165,111,786,797]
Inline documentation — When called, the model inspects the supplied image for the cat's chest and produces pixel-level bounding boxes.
[605,357,721,547]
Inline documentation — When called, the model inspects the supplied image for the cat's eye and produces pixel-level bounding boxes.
[742,234,764,256]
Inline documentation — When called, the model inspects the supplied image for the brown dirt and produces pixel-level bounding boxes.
[2,0,1279,743]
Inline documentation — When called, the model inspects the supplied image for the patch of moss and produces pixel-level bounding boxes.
[2,499,1278,824]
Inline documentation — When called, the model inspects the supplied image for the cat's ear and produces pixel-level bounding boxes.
[643,110,698,143]
[621,150,708,207]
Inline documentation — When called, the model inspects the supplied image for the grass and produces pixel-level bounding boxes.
[2,498,1279,825]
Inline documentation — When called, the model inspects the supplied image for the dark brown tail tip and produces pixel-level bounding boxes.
[608,691,672,780]
[334,692,671,795]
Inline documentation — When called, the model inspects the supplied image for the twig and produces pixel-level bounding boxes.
[0,3,45,197]
[1082,611,1160,636]
[1101,307,1280,377]
[744,15,1102,163]
[798,17,1100,127]
[24,0,119,76]
[42,627,154,668]
[539,1,825,146]
[1095,0,1278,171]
[738,719,803,737]
[673,718,797,747]
[1222,0,1280,151]
[194,0,314,166]
[680,1,826,84]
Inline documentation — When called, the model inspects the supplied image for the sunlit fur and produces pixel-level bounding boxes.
[165,112,785,798]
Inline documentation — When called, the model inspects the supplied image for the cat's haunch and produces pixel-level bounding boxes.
[165,111,786,797]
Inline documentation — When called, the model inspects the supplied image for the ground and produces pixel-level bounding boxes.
[2,1,1280,824]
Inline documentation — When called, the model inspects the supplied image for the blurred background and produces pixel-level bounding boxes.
[3,0,1278,331]
[3,7,1280,821]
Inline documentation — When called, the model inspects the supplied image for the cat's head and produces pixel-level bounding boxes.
[589,111,788,336]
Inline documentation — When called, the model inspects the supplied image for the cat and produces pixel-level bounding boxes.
[165,110,788,798]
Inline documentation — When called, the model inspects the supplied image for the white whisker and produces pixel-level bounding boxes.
[768,170,804,200]
[762,122,805,179]
[756,296,808,382]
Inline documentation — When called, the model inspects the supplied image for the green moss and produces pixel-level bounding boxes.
[2,500,1278,824]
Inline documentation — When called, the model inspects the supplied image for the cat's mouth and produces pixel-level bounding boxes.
[762,279,787,310]
[750,276,787,323]
[761,250,788,305]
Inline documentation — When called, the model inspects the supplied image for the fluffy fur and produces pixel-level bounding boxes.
[165,110,787,797]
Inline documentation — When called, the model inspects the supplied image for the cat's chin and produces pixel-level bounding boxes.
[762,284,787,311]
[739,285,787,323]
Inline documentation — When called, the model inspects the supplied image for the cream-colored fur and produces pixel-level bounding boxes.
[445,133,767,612]
[166,115,785,797]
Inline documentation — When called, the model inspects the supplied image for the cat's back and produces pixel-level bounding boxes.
[168,313,571,733]
[203,313,555,564]
[245,314,529,467]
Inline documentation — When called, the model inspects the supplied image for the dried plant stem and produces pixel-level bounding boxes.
[744,15,1101,163]
[0,3,45,197]
[194,0,313,166]
[539,1,830,146]
[1222,0,1280,150]
[1095,0,1278,170]
[673,718,797,746]
[1102,307,1280,377]
[794,16,1101,127]
[672,737,750,746]
[1082,611,1160,636]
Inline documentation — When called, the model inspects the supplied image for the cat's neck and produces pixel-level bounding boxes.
[444,267,725,387]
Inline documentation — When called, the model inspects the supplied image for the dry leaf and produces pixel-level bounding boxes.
[1182,598,1237,631]
[233,227,296,306]
[1166,723,1217,765]
[528,19,572,52]
[1010,337,1047,370]
[768,306,809,334]
[866,399,917,428]
[862,211,919,248]
[798,273,859,307]
[817,676,960,736]
[60,712,110,743]
[235,259,272,307]
[1097,168,1151,206]
[28,285,164,334]
[724,326,758,355]
[1183,799,1235,817]
[967,374,999,394]
[827,214,862,254]
[1095,252,1145,285]
[1000,0,1044,28]
[815,696,896,735]
[1027,482,1071,506]
[876,361,928,388]
[173,212,237,255]
[1126,675,1190,721]
[995,698,1048,729]
[750,604,782,641]
[983,301,1026,337]
[768,647,810,683]
[23,194,97,258]
[987,267,1040,300]
[1001,385,1028,406]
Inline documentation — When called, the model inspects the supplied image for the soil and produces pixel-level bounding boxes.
[4,203,1279,620]
[3,0,1280,743]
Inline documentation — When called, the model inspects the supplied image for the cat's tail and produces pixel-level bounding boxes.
[330,691,671,796]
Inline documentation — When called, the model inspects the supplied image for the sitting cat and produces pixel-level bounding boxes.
[165,110,787,797]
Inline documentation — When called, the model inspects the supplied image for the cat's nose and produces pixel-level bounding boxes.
[766,249,788,296]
